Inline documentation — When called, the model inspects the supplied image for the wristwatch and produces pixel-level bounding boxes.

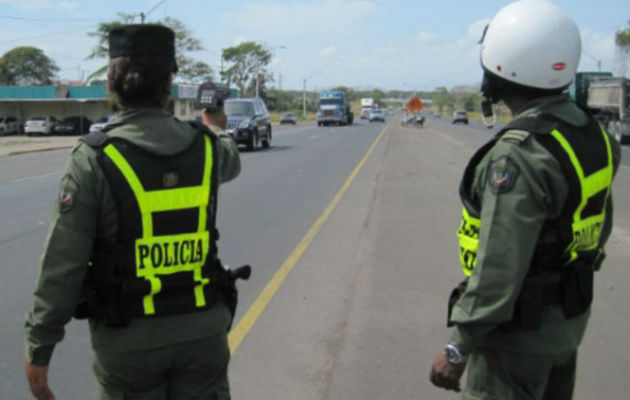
[444,344,468,365]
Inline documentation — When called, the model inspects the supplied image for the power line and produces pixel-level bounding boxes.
[141,0,168,23]
[0,25,94,46]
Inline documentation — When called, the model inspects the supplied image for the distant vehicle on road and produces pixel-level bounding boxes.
[280,112,297,125]
[317,91,354,126]
[369,109,386,122]
[452,110,469,124]
[53,116,92,135]
[401,114,425,127]
[586,77,630,146]
[0,116,20,136]
[225,97,272,151]
[360,98,375,119]
[89,115,118,133]
[25,115,58,136]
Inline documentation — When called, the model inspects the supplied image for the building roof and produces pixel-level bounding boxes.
[0,86,58,100]
[0,84,236,101]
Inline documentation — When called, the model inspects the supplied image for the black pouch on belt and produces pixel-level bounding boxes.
[447,279,468,327]
[562,260,594,319]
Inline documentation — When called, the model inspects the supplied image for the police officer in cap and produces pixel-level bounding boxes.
[25,24,241,400]
[429,1,620,398]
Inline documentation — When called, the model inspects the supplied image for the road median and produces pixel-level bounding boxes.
[0,136,78,156]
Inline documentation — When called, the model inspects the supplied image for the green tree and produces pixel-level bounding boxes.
[372,89,385,101]
[221,42,272,97]
[86,14,214,83]
[0,46,59,85]
[616,19,630,55]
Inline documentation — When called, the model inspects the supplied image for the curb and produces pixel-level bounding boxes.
[6,146,74,157]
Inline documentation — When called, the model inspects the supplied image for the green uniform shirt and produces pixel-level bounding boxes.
[449,95,621,355]
[25,109,241,366]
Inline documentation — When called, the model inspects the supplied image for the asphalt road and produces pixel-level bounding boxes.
[0,116,628,399]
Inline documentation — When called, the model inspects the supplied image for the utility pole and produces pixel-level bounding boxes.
[303,78,307,118]
[278,72,282,90]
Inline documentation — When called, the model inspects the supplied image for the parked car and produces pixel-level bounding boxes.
[25,115,58,136]
[224,98,272,151]
[0,116,20,136]
[89,114,118,133]
[53,116,92,135]
[452,110,469,124]
[280,112,297,125]
[369,109,386,122]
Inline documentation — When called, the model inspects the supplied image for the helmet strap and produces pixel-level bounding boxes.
[480,71,501,129]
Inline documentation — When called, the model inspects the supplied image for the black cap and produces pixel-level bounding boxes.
[195,82,230,111]
[109,24,178,71]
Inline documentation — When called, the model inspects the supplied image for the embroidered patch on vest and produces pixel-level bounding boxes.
[488,156,519,194]
[162,172,179,188]
[58,174,79,213]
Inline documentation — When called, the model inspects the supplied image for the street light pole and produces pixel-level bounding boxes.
[303,78,306,118]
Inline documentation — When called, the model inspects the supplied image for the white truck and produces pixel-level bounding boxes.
[587,77,630,145]
[360,98,375,119]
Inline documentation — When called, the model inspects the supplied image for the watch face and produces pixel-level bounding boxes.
[445,346,462,364]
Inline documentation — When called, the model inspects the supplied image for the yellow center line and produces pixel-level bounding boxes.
[228,122,391,353]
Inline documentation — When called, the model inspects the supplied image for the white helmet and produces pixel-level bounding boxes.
[480,0,581,90]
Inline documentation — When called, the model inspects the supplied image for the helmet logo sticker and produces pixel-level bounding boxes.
[552,62,567,71]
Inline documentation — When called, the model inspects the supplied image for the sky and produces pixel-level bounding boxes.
[0,0,627,92]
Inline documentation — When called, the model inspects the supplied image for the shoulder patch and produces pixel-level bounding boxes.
[487,156,519,194]
[500,129,531,145]
[58,174,79,213]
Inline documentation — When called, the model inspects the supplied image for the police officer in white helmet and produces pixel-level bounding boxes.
[429,1,621,398]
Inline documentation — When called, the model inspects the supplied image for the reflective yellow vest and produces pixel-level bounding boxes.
[87,127,220,319]
[457,117,614,277]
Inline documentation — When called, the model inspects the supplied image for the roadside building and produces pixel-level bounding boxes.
[0,83,238,133]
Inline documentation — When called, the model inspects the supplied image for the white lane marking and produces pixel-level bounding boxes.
[309,135,321,140]
[3,172,62,185]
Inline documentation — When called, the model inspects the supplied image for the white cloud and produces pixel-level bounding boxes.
[58,1,78,10]
[221,0,378,39]
[0,0,79,10]
[579,28,618,73]
[415,31,440,45]
[0,0,51,10]
[320,45,337,57]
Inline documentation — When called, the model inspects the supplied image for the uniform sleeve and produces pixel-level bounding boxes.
[449,136,568,354]
[24,143,100,366]
[214,129,241,185]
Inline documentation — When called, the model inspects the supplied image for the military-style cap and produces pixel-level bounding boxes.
[109,24,178,71]
[195,82,230,111]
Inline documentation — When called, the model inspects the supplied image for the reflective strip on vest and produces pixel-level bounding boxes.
[457,206,480,277]
[549,124,613,263]
[103,136,214,315]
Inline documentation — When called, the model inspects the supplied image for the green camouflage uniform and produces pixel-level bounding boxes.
[25,108,241,400]
[449,95,621,400]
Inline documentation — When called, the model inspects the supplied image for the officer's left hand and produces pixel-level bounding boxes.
[429,351,466,392]
[25,362,55,400]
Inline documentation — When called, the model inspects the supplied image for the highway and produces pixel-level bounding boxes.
[0,117,628,399]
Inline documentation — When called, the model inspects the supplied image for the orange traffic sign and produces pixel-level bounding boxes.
[406,96,424,113]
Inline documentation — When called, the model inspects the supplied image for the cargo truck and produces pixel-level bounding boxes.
[317,91,354,126]
[587,77,630,145]
[360,98,375,119]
